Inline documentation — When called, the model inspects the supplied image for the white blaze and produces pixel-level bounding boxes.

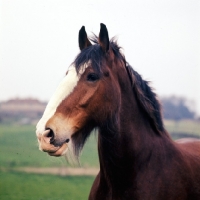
[36,64,87,136]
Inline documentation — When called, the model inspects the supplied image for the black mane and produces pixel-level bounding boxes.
[73,37,165,134]
[126,65,165,133]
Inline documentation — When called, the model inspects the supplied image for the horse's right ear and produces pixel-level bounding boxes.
[99,23,109,52]
[79,26,92,51]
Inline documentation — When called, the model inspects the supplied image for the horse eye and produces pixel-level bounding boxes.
[87,73,99,82]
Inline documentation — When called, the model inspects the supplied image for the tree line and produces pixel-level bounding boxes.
[161,96,197,120]
[0,96,198,123]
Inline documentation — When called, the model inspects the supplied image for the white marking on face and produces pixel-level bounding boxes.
[36,63,89,136]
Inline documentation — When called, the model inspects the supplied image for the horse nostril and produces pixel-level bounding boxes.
[47,129,54,137]
[45,128,55,144]
[66,139,70,143]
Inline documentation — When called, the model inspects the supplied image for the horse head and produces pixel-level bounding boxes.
[36,24,127,158]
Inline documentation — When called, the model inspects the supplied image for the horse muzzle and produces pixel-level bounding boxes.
[36,129,68,157]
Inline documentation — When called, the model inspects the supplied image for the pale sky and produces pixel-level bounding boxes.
[1,0,200,114]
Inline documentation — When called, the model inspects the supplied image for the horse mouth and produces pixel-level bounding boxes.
[47,143,68,157]
[37,130,68,157]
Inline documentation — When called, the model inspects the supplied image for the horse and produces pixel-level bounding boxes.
[36,23,200,200]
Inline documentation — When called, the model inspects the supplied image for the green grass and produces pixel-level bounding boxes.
[0,124,97,199]
[164,120,200,139]
[0,124,99,168]
[0,170,94,200]
[0,121,200,168]
[0,121,199,199]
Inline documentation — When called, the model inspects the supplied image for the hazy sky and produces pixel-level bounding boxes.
[1,0,200,114]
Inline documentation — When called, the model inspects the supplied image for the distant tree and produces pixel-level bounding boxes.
[161,96,195,120]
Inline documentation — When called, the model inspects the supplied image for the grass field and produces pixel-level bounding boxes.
[0,124,98,199]
[164,119,200,139]
[0,170,94,200]
[1,120,199,168]
[165,120,200,135]
[0,124,99,168]
[0,120,200,199]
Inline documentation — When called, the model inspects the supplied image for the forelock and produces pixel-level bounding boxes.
[72,35,126,74]
[73,44,104,74]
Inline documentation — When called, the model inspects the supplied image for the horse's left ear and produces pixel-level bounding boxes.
[79,26,92,51]
[99,23,109,52]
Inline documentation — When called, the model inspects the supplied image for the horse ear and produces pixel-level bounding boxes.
[99,23,109,52]
[79,26,92,51]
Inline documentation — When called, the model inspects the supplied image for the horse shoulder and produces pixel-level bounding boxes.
[174,138,200,185]
[175,138,200,156]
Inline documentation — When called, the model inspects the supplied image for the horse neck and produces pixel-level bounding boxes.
[97,73,171,189]
[98,90,155,162]
[98,71,155,155]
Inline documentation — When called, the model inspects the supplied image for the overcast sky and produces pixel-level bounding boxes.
[1,0,200,114]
